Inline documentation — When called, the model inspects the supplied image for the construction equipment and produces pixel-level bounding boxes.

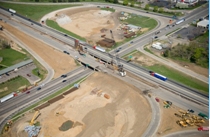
[174,113,182,118]
[176,120,187,128]
[75,39,86,56]
[30,111,41,125]
[110,55,126,77]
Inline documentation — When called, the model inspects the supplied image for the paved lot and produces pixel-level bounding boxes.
[171,25,207,40]
[0,63,40,85]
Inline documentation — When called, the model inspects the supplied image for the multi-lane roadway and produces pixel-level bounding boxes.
[0,2,208,136]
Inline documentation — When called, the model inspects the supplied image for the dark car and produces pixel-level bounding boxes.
[62,80,67,82]
[63,51,70,55]
[61,75,67,78]
[26,91,30,94]
[37,87,41,90]
[27,74,31,77]
[172,24,175,27]
[154,36,158,39]
[188,109,194,113]
[166,25,170,27]
[115,49,120,53]
[149,71,154,73]
[5,73,10,76]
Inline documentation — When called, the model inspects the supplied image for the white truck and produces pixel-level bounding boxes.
[8,9,16,14]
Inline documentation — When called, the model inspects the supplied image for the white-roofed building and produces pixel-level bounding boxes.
[197,19,209,28]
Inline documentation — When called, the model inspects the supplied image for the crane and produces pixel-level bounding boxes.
[30,110,41,125]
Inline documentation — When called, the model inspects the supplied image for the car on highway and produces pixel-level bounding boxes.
[188,109,194,113]
[63,51,70,55]
[155,31,160,35]
[61,74,67,78]
[172,24,175,27]
[37,87,41,90]
[154,36,158,39]
[62,80,67,82]
[26,91,30,94]
[115,49,120,53]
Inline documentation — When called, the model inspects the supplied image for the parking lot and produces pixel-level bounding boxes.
[171,25,207,40]
[0,63,40,85]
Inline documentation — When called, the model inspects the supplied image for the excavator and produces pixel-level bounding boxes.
[30,110,41,125]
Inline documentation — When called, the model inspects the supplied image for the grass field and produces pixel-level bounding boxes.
[0,2,81,21]
[123,50,208,93]
[0,48,28,67]
[46,19,86,41]
[122,15,158,30]
[0,76,31,98]
[146,64,208,92]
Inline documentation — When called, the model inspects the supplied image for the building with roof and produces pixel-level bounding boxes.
[197,19,209,28]
[0,59,33,76]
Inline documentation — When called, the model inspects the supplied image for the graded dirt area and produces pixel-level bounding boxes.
[6,72,152,137]
[155,99,209,136]
[0,21,77,78]
[52,7,124,45]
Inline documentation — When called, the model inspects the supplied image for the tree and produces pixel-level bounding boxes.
[153,6,158,12]
[159,8,164,13]
[163,50,169,57]
[144,4,150,10]
[123,0,128,5]
[130,1,135,7]
[113,0,118,4]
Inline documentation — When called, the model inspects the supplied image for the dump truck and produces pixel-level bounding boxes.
[198,126,209,131]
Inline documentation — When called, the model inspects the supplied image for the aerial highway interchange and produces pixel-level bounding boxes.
[0,2,208,137]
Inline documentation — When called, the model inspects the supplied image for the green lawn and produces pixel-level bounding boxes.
[0,2,81,21]
[0,49,28,67]
[0,76,31,98]
[122,15,158,30]
[145,64,208,92]
[197,31,209,43]
[46,19,86,41]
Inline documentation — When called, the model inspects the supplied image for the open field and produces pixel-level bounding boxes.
[0,2,81,21]
[124,51,208,93]
[0,48,28,68]
[121,14,158,30]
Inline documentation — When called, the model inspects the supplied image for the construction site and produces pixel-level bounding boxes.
[0,5,209,137]
[50,7,143,48]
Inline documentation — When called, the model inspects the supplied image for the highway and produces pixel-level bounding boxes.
[0,3,208,136]
[0,67,92,120]
[0,0,208,116]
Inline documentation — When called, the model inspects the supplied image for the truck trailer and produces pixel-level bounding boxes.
[8,9,16,14]
[93,46,106,53]
[0,92,15,103]
[150,72,167,81]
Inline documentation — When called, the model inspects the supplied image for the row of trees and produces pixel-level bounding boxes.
[163,42,208,68]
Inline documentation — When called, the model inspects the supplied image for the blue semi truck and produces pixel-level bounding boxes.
[150,72,167,81]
